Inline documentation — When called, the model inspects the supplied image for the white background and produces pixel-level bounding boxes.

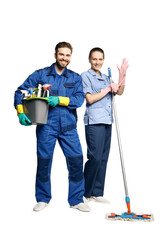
[1,0,160,239]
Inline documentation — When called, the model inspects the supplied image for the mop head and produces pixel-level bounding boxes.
[105,212,154,222]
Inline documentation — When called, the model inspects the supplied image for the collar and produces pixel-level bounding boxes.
[88,69,104,81]
[47,63,69,77]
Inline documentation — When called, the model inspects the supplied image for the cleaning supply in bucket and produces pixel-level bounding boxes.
[37,84,42,97]
[42,84,52,97]
[21,83,52,125]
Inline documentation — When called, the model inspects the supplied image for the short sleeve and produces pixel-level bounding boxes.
[81,72,93,95]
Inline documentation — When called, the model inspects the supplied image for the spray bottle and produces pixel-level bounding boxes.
[42,84,52,97]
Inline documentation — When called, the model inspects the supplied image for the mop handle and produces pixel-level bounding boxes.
[108,68,129,198]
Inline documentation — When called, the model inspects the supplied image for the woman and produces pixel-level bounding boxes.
[81,47,128,202]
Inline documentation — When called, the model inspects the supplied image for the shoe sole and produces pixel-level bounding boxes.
[70,205,91,212]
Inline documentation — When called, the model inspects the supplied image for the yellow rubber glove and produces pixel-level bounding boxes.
[59,97,70,106]
[16,104,24,115]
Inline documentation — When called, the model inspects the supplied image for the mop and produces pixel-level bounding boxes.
[105,68,153,222]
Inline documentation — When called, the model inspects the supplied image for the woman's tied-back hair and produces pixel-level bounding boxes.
[89,47,105,59]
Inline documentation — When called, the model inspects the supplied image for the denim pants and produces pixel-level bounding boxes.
[84,124,112,198]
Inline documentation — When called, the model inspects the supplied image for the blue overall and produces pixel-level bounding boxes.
[14,63,85,206]
[81,69,113,198]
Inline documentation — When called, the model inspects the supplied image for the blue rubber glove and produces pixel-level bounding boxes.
[46,96,59,107]
[18,113,32,126]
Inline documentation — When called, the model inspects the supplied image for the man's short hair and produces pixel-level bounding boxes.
[55,42,73,55]
[89,47,105,59]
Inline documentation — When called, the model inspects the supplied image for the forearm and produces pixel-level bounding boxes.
[117,58,129,87]
[85,92,105,104]
[67,94,84,109]
[116,85,125,95]
[16,104,24,115]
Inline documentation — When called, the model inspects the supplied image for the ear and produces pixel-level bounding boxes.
[89,57,91,63]
[54,53,56,59]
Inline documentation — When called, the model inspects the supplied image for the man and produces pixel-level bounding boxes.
[14,42,90,212]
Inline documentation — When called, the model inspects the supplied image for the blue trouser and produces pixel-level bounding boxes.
[84,124,112,198]
[35,108,84,206]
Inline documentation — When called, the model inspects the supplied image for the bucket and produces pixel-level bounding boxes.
[23,97,49,125]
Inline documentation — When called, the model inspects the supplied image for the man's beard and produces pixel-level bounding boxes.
[56,60,69,70]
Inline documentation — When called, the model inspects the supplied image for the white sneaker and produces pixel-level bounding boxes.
[33,202,49,212]
[92,196,109,203]
[83,197,91,203]
[70,202,91,212]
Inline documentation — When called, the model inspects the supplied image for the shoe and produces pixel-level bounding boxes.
[70,202,91,212]
[83,197,91,203]
[33,202,49,212]
[91,196,109,203]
